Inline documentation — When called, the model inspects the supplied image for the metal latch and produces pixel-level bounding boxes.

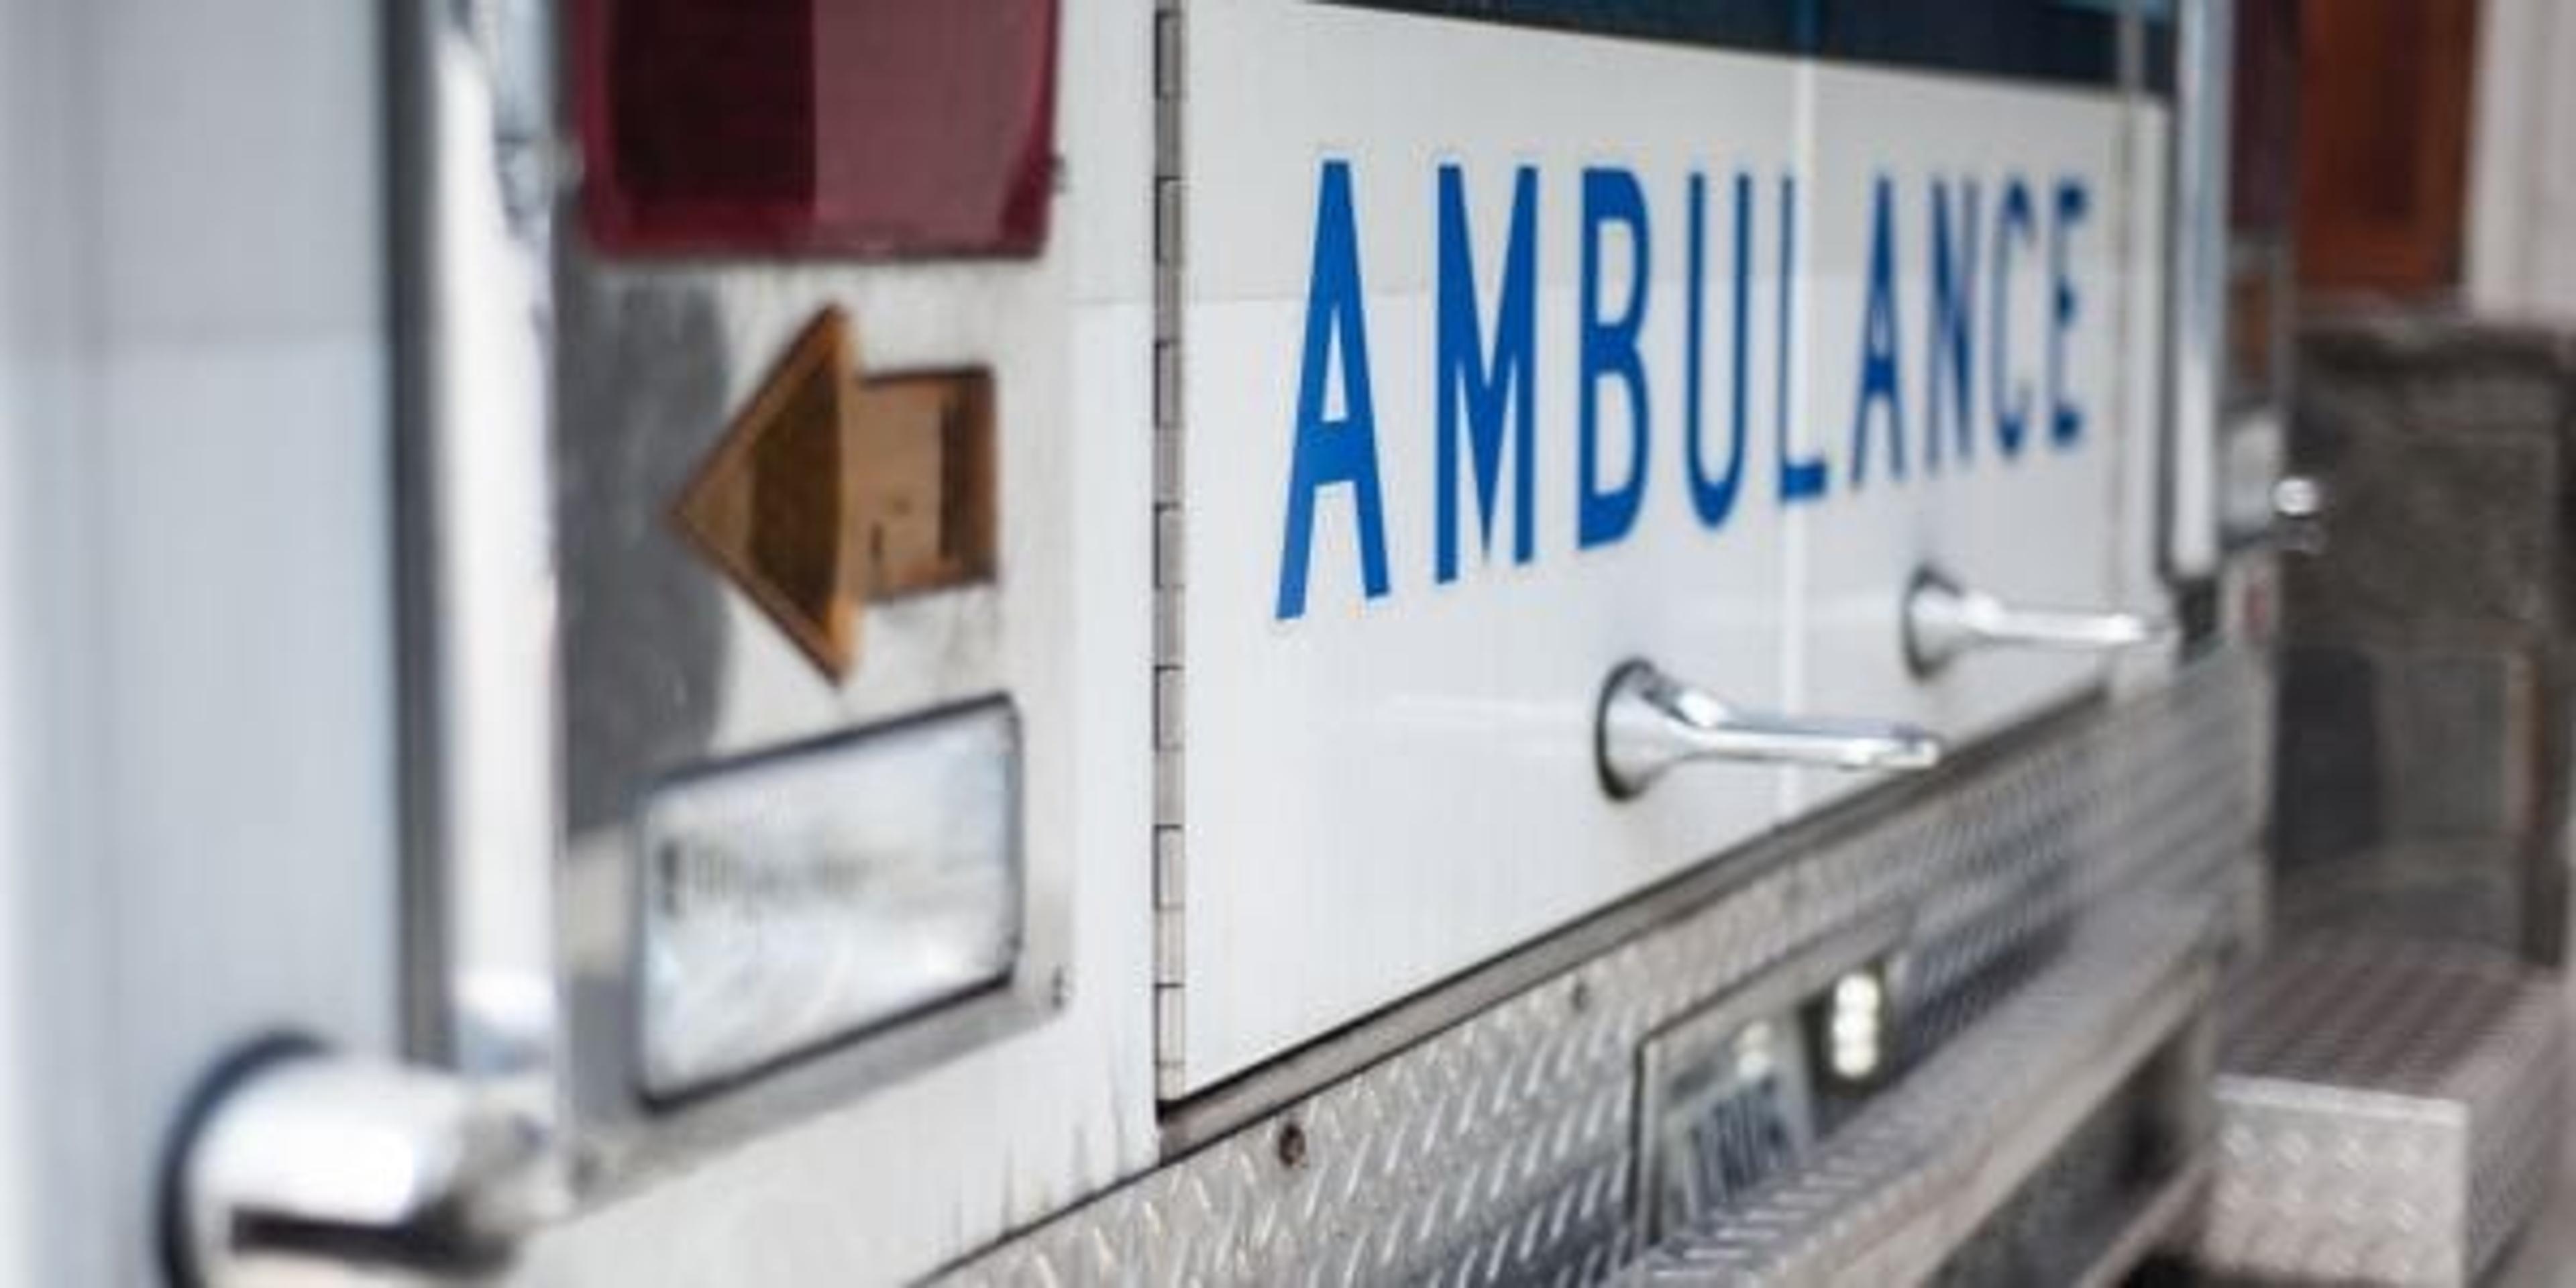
[1597,659,1944,798]
[164,1041,561,1287]
[1902,568,2175,676]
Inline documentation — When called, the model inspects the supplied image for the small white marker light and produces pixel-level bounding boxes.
[1822,967,1890,1083]
[1733,1021,1778,1084]
[1832,972,1883,1014]
[1828,1034,1882,1082]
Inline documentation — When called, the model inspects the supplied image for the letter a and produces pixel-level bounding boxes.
[1277,161,1393,621]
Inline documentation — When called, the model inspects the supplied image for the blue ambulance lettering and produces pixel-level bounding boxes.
[1926,177,1979,473]
[1847,173,1907,491]
[1435,164,1540,584]
[1578,168,1653,550]
[1681,172,1751,530]
[1276,161,1391,621]
[1992,177,2038,460]
[1774,176,1825,508]
[2049,178,2092,448]
[1273,159,2098,623]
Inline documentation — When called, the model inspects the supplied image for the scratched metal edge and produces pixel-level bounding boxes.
[938,651,2264,1287]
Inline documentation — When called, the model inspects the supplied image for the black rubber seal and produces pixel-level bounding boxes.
[156,1032,326,1288]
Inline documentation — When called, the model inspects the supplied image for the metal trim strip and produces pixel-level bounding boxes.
[386,0,569,1124]
[2161,0,2233,578]
[1150,0,1193,1102]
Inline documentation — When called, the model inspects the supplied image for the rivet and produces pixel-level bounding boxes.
[1275,1120,1309,1170]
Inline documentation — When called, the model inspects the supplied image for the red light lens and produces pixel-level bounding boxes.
[575,0,1059,259]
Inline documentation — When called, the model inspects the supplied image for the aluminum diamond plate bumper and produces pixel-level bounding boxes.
[1630,898,2218,1285]
[945,655,2266,1287]
[2190,937,2567,1286]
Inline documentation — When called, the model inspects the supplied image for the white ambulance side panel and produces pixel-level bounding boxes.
[1179,9,1799,1092]
[1789,69,2141,809]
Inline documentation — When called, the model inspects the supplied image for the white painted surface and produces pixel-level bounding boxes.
[93,2,404,1281]
[0,0,400,1283]
[2469,0,2576,323]
[0,3,133,1281]
[1181,6,1799,1092]
[1178,7,2164,1090]
[519,5,1161,1284]
[0,3,63,1281]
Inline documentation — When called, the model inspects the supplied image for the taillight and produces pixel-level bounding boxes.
[573,0,1059,258]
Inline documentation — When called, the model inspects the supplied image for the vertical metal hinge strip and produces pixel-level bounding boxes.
[1150,0,1191,1102]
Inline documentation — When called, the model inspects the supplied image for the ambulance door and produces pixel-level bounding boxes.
[1789,6,2175,813]
[1167,4,1911,1097]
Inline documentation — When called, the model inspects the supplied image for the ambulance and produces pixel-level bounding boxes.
[0,1,2530,1285]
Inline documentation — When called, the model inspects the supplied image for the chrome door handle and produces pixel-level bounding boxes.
[169,1044,561,1286]
[164,7,571,1285]
[1597,660,1943,798]
[1902,570,2174,676]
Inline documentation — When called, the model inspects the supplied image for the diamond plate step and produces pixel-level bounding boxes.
[2187,936,2567,1286]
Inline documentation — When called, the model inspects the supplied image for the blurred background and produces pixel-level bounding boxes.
[2239,0,2576,977]
[2234,1,2576,1279]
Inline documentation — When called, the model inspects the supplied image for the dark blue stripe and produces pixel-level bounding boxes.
[2143,15,2177,97]
[1326,0,2163,94]
[1328,0,1808,52]
[1819,0,2120,88]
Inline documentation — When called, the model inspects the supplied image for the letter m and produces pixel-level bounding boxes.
[1436,164,1539,584]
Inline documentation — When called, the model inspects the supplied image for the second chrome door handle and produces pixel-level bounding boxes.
[1597,660,1944,798]
[1902,570,2174,676]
